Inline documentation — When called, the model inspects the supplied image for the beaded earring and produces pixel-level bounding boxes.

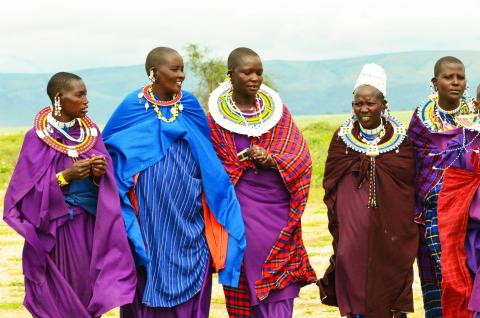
[224,73,232,91]
[463,82,474,103]
[54,96,62,116]
[383,104,390,121]
[350,110,357,123]
[430,81,437,95]
[149,69,156,83]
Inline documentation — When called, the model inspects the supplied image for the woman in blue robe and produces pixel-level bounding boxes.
[102,47,246,318]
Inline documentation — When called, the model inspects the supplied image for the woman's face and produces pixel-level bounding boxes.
[352,85,385,129]
[231,55,263,98]
[432,62,466,104]
[152,52,185,97]
[58,79,88,120]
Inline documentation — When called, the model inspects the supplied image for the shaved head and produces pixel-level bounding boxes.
[46,72,82,103]
[227,47,260,71]
[434,56,464,77]
[145,47,179,74]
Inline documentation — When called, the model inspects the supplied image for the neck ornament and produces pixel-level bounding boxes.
[34,107,98,157]
[208,81,283,137]
[339,115,405,157]
[140,84,183,123]
[417,93,477,133]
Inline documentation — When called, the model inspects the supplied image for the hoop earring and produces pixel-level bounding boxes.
[54,96,62,116]
[149,70,156,83]
[429,82,437,95]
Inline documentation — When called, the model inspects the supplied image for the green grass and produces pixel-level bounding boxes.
[0,117,425,317]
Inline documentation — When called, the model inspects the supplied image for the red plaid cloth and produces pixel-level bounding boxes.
[208,106,317,317]
[438,155,480,318]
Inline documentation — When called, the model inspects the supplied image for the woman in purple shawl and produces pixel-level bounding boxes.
[408,56,480,317]
[3,72,136,318]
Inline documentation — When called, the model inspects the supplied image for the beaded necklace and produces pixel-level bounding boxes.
[140,84,183,123]
[209,82,283,137]
[47,113,85,143]
[339,115,406,208]
[225,92,265,128]
[34,107,98,157]
[417,94,475,133]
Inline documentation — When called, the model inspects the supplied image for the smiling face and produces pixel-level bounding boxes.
[230,55,263,99]
[352,85,386,129]
[432,62,466,107]
[151,51,185,99]
[57,79,88,121]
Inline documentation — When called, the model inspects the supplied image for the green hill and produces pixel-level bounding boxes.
[1,50,480,126]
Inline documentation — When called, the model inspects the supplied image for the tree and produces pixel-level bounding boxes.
[184,43,226,108]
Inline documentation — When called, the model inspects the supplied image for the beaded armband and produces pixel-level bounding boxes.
[56,172,69,187]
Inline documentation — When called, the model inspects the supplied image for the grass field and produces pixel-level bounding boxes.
[0,114,425,317]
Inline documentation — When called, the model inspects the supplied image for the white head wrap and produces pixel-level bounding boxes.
[353,63,387,97]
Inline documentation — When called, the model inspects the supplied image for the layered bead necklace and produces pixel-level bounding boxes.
[140,84,183,123]
[339,115,406,208]
[225,91,265,128]
[34,107,98,157]
[435,100,463,131]
[209,81,283,137]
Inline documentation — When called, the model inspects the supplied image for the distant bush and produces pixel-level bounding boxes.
[301,121,337,188]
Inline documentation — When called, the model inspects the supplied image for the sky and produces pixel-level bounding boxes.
[1,0,480,73]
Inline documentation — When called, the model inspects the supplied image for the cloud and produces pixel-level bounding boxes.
[1,0,479,72]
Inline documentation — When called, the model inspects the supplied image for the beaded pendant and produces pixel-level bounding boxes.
[34,107,98,157]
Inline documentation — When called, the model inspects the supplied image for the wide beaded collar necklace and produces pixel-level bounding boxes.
[34,107,98,158]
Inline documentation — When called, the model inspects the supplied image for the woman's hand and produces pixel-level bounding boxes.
[90,155,107,177]
[62,158,92,182]
[248,145,276,169]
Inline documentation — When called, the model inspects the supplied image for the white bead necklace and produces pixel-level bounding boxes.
[47,113,85,143]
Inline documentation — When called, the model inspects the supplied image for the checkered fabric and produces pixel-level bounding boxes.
[408,111,445,225]
[209,106,317,317]
[438,163,480,318]
[424,184,443,285]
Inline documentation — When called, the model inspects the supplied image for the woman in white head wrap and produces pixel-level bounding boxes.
[319,64,418,318]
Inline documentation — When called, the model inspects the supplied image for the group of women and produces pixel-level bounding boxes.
[3,46,480,318]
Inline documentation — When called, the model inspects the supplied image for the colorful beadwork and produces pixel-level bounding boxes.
[338,115,406,157]
[34,107,98,157]
[339,115,406,209]
[140,84,183,123]
[417,94,477,133]
[208,82,283,137]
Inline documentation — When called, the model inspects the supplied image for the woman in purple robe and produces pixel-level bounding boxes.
[409,56,480,317]
[3,72,137,318]
[208,47,317,318]
[319,64,418,318]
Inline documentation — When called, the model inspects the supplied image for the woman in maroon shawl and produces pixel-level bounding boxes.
[208,47,317,317]
[319,64,418,318]
[3,72,136,318]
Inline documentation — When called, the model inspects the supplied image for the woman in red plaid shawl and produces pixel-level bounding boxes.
[208,47,317,318]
